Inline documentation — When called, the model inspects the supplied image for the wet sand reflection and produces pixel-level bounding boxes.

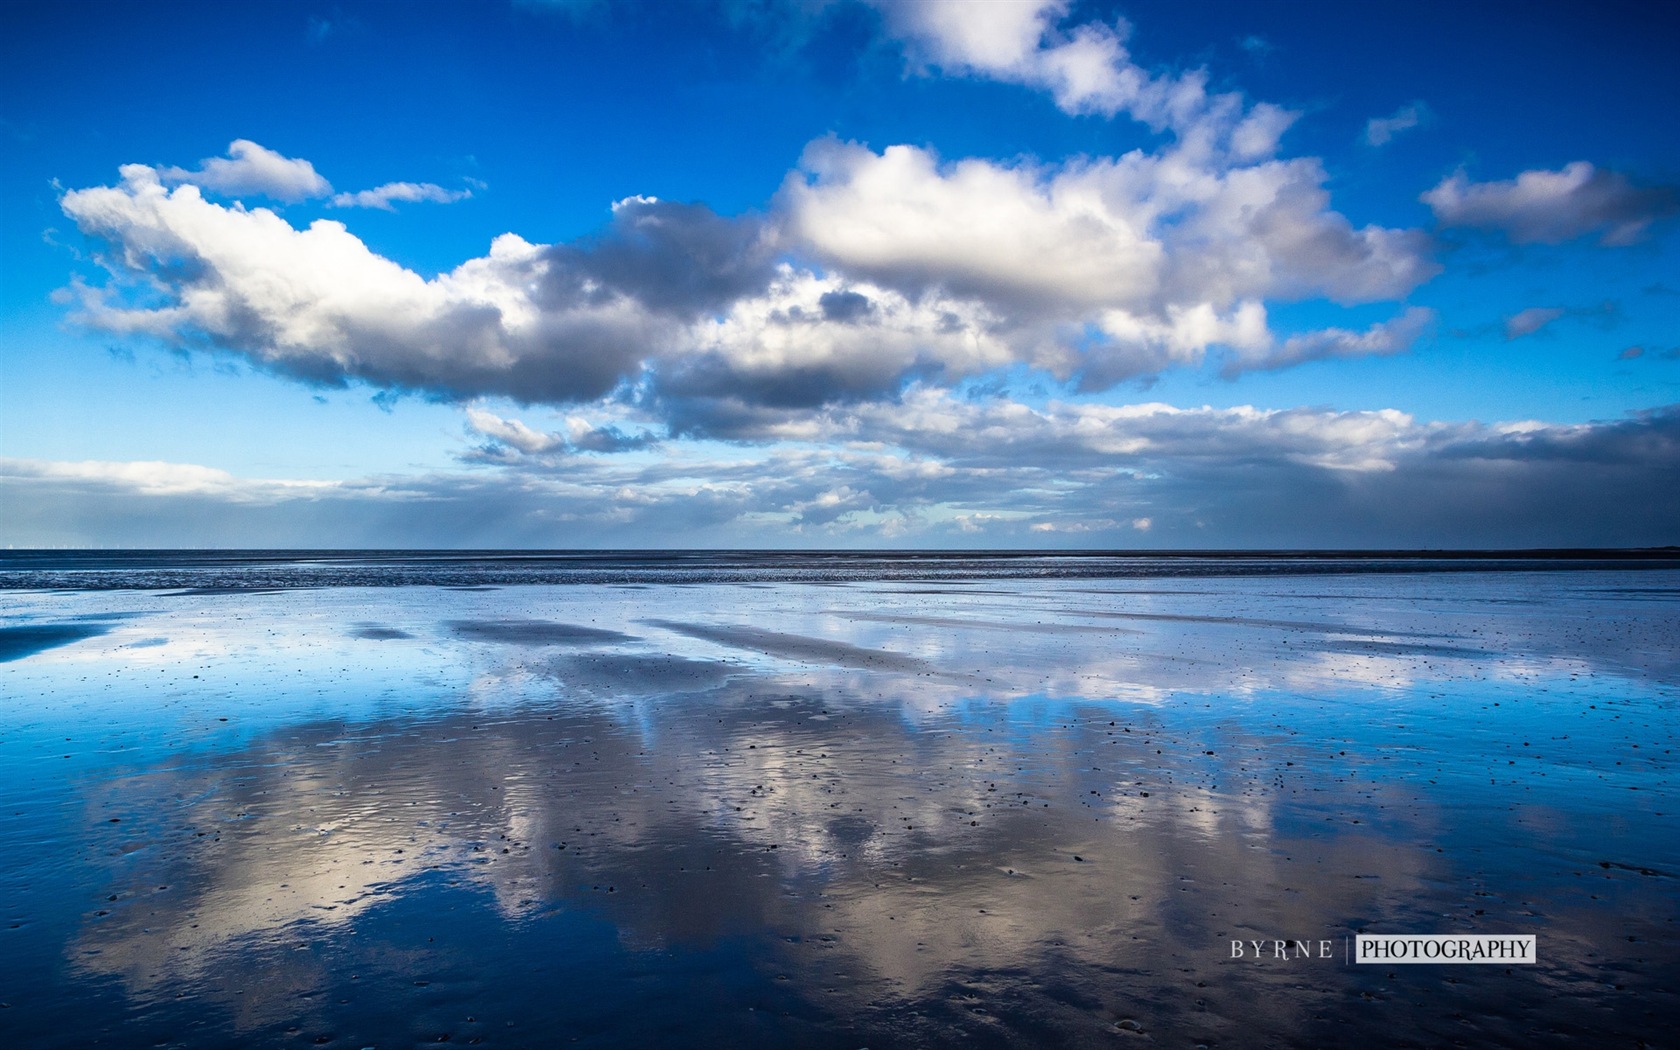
[0,572,1673,1046]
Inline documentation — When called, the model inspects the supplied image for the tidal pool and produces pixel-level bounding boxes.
[1,560,1675,1047]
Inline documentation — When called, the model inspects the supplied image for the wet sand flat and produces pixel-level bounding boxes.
[0,559,1676,1047]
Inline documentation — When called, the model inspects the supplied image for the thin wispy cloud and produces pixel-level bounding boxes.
[1364,101,1428,146]
[330,181,473,210]
[1504,306,1566,341]
[155,139,475,211]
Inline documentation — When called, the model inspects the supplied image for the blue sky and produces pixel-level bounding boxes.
[2,0,1677,548]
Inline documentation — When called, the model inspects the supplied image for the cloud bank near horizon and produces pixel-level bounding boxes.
[6,401,1678,548]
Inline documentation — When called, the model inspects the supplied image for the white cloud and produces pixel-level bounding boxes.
[465,408,568,455]
[1228,102,1297,162]
[1363,102,1426,147]
[330,181,473,210]
[782,139,1164,311]
[783,140,1433,312]
[871,0,1219,130]
[870,0,1297,168]
[1241,306,1435,376]
[653,385,1435,474]
[779,140,1434,383]
[152,138,473,214]
[26,11,1680,551]
[60,8,1444,415]
[63,130,1438,409]
[0,456,334,501]
[60,165,667,402]
[465,407,656,456]
[1504,306,1566,341]
[789,484,876,526]
[881,0,1053,72]
[669,266,1014,403]
[1423,162,1677,245]
[157,139,332,202]
[1087,300,1273,383]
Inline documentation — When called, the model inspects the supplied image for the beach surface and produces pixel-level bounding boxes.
[1,554,1676,1047]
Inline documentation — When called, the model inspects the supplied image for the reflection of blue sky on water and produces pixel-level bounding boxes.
[1,571,1676,1046]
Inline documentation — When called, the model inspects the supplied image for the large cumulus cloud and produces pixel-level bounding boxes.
[61,168,757,402]
[61,125,1435,415]
[58,0,1446,423]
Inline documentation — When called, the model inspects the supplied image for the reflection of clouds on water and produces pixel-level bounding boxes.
[5,571,1673,1043]
[68,655,1447,1038]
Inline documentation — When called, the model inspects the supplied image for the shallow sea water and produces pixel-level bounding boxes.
[1,556,1676,1047]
